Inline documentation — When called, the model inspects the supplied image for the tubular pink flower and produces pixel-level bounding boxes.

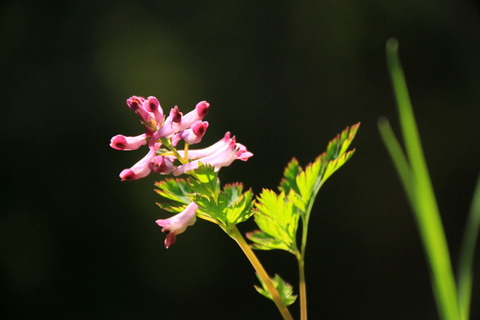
[119,145,158,181]
[149,106,183,144]
[181,121,209,145]
[170,120,209,147]
[179,101,210,131]
[126,96,158,134]
[235,144,254,161]
[155,202,198,248]
[126,96,151,122]
[177,132,232,159]
[149,155,175,175]
[111,98,220,180]
[110,134,147,151]
[143,96,164,125]
[173,133,253,175]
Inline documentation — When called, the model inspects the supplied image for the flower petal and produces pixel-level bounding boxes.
[110,134,147,151]
[155,202,198,248]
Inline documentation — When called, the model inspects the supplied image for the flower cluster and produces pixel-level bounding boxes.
[110,95,253,247]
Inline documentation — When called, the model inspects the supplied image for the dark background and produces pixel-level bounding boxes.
[2,0,480,319]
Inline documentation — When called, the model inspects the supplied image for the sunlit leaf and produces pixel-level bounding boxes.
[192,183,254,226]
[249,189,299,253]
[295,158,322,211]
[192,194,226,225]
[279,158,302,194]
[254,273,297,306]
[246,230,292,252]
[293,123,360,216]
[321,149,356,183]
[154,178,193,213]
[223,185,255,225]
[188,163,220,198]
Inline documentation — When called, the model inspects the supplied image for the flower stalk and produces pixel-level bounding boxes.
[227,224,294,320]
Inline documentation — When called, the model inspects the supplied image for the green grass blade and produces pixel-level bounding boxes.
[457,173,480,319]
[378,117,415,206]
[385,38,462,320]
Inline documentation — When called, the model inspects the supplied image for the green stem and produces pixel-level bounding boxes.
[297,251,307,320]
[297,192,318,320]
[227,225,294,320]
[160,138,186,164]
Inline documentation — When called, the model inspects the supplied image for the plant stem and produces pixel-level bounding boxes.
[227,225,294,320]
[297,252,307,320]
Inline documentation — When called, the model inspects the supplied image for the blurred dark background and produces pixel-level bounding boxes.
[1,0,480,319]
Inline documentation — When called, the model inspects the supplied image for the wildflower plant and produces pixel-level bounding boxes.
[110,95,359,319]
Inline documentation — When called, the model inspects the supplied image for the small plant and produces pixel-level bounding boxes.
[110,95,359,319]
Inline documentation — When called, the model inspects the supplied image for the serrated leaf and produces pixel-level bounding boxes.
[154,178,193,203]
[295,158,322,208]
[224,187,254,225]
[154,178,194,213]
[325,122,360,161]
[188,163,220,198]
[254,274,297,306]
[292,123,360,215]
[279,158,302,194]
[192,183,255,226]
[246,230,292,251]
[250,189,299,253]
[223,183,243,207]
[287,189,306,213]
[192,194,225,225]
[322,149,356,183]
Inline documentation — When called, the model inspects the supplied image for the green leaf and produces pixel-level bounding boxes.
[254,274,297,306]
[223,184,255,225]
[246,230,291,252]
[188,163,220,199]
[293,123,360,216]
[321,149,356,183]
[192,194,226,225]
[295,157,322,211]
[154,178,193,213]
[457,173,480,319]
[381,38,461,320]
[325,122,360,162]
[248,189,299,253]
[193,183,254,226]
[279,158,302,194]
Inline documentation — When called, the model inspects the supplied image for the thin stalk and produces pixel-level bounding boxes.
[227,225,294,320]
[457,173,480,319]
[297,195,318,320]
[160,138,186,164]
[183,142,189,161]
[297,251,307,320]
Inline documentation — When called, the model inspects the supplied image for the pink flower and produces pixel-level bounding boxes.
[126,96,157,133]
[172,120,209,146]
[173,132,253,175]
[112,97,252,180]
[149,155,175,174]
[149,106,183,144]
[119,145,158,181]
[110,134,147,151]
[178,101,210,131]
[156,202,199,248]
[143,96,163,125]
